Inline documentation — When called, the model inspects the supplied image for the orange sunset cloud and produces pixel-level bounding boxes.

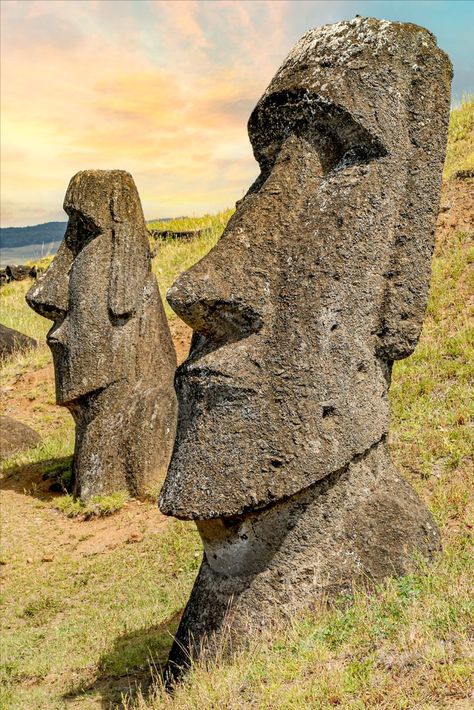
[1,0,472,226]
[1,0,298,225]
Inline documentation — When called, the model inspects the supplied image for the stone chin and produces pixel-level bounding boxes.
[47,335,116,407]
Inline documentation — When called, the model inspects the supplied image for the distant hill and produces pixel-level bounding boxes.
[0,218,177,252]
[0,217,179,265]
[0,222,67,249]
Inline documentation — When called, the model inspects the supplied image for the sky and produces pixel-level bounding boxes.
[1,0,473,228]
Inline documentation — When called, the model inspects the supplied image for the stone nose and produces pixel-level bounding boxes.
[167,257,263,343]
[26,241,72,321]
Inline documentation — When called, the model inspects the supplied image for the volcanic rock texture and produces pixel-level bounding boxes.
[161,18,451,676]
[160,17,452,679]
[27,170,177,502]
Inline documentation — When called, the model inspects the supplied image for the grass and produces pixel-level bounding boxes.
[133,552,473,709]
[54,490,130,518]
[0,102,473,709]
[0,519,201,709]
[443,95,474,179]
[0,277,51,343]
[150,209,233,319]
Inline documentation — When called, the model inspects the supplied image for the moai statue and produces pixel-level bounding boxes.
[27,170,177,502]
[160,18,452,679]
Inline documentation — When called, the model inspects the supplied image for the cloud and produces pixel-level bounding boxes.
[1,0,471,226]
[1,0,268,225]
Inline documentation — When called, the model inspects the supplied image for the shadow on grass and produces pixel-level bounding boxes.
[0,455,73,500]
[62,612,181,708]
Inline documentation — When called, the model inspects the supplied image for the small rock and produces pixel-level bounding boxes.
[454,168,474,180]
[5,264,33,282]
[26,557,33,564]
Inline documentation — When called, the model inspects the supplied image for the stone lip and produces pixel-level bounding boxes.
[159,16,452,520]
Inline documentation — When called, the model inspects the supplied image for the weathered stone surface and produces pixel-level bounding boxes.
[161,18,452,520]
[0,323,37,359]
[0,416,41,460]
[160,17,451,679]
[27,170,177,502]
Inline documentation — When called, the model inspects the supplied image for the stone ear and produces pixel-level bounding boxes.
[108,222,149,318]
[108,181,149,318]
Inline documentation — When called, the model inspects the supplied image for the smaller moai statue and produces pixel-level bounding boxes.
[27,170,177,502]
[159,18,452,681]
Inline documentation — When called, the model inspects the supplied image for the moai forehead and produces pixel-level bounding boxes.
[159,19,452,520]
[63,170,146,242]
[249,18,452,169]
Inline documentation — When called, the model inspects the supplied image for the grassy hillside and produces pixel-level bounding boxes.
[444,96,474,179]
[0,102,473,709]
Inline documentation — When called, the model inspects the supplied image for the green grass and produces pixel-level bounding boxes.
[54,490,130,518]
[150,209,233,319]
[443,95,474,179]
[0,102,473,709]
[0,278,51,343]
[1,423,74,479]
[0,520,201,709]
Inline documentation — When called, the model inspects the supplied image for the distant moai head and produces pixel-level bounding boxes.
[27,170,152,405]
[160,18,452,520]
[27,170,177,502]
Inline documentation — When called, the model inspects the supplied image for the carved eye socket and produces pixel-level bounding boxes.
[248,89,387,175]
[63,209,101,257]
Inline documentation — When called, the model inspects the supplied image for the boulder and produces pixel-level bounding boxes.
[6,265,30,281]
[0,324,37,359]
[0,416,41,460]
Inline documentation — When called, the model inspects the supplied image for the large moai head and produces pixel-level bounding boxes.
[159,18,452,520]
[27,170,177,501]
[160,18,451,680]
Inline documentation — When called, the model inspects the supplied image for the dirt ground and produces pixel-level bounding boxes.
[0,318,192,563]
[436,178,474,243]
